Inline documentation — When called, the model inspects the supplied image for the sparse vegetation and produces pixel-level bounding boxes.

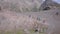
[0,0,60,34]
[0,0,45,12]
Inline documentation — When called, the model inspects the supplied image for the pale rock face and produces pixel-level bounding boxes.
[43,9,60,34]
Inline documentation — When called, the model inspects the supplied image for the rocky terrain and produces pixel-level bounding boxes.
[39,0,60,11]
[0,0,60,34]
[0,9,60,34]
[0,9,49,34]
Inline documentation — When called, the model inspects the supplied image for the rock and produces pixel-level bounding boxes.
[39,0,60,11]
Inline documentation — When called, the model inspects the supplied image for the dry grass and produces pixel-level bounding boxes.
[0,0,44,12]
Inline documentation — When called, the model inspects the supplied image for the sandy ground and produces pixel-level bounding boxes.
[0,9,60,34]
[0,10,48,34]
[22,9,60,34]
